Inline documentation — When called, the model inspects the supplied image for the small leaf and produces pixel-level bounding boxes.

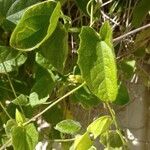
[99,21,113,48]
[12,94,28,106]
[0,46,27,73]
[119,59,136,79]
[71,132,93,150]
[11,123,38,150]
[10,1,61,51]
[55,119,81,134]
[15,109,25,126]
[78,27,118,102]
[87,116,112,139]
[113,82,129,105]
[5,119,17,136]
[100,131,123,148]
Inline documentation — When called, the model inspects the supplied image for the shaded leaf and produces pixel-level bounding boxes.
[132,0,150,27]
[0,46,27,73]
[87,116,112,139]
[10,1,61,51]
[55,119,81,134]
[119,59,136,79]
[71,86,100,108]
[113,82,129,105]
[100,131,123,148]
[29,66,55,106]
[78,27,118,102]
[39,23,68,72]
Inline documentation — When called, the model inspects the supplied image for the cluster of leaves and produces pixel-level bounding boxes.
[0,0,149,149]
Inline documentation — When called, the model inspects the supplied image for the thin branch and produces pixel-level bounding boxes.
[23,82,86,126]
[113,23,150,42]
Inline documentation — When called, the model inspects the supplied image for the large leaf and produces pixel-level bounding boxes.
[0,46,27,73]
[132,0,150,27]
[10,1,61,51]
[78,27,118,102]
[55,119,81,134]
[11,123,38,150]
[87,116,112,139]
[39,23,68,72]
[71,132,93,150]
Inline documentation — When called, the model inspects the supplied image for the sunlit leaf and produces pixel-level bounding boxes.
[11,123,38,150]
[87,116,112,139]
[78,27,118,102]
[10,1,61,51]
[55,119,81,134]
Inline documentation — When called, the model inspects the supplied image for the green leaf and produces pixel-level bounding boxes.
[0,46,27,73]
[87,116,112,139]
[39,23,68,72]
[99,21,113,48]
[12,94,28,106]
[100,131,123,148]
[78,27,118,102]
[5,119,16,136]
[71,86,100,108]
[29,67,55,106]
[75,0,90,14]
[11,123,38,150]
[10,1,61,51]
[132,0,150,27]
[119,59,136,79]
[71,132,93,150]
[15,109,25,126]
[113,82,129,105]
[55,119,81,134]
[0,0,40,31]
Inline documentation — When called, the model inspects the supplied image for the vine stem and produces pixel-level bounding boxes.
[0,139,11,150]
[23,82,86,126]
[106,103,126,145]
[0,55,24,115]
[0,102,12,119]
[113,23,150,42]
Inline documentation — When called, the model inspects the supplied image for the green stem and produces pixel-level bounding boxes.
[23,82,86,126]
[0,102,12,119]
[90,0,94,27]
[106,102,126,145]
[49,138,75,143]
[0,58,24,115]
[86,0,94,27]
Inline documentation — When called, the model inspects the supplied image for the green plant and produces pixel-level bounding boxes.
[0,0,149,149]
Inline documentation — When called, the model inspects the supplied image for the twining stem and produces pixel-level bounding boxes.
[86,0,94,27]
[106,102,126,145]
[23,82,86,126]
[0,102,12,119]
